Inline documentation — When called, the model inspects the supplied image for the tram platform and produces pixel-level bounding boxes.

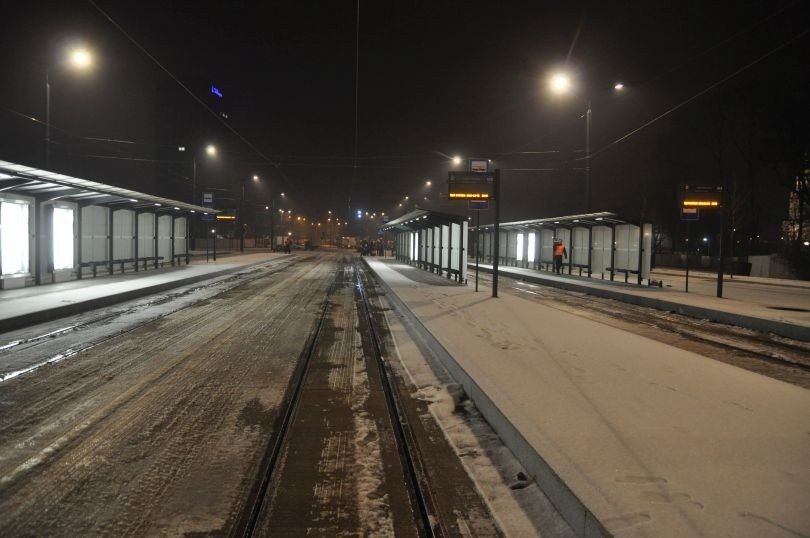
[0,251,288,333]
[364,257,810,538]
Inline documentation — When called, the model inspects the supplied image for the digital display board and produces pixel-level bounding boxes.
[448,172,495,200]
[681,184,722,208]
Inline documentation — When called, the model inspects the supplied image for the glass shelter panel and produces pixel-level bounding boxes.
[1,200,30,275]
[614,224,639,271]
[157,215,173,261]
[113,209,135,262]
[572,227,589,266]
[642,223,653,279]
[52,207,75,270]
[590,226,612,275]
[540,229,554,263]
[173,217,187,255]
[81,206,108,263]
[516,233,524,262]
[450,223,461,270]
[137,213,155,257]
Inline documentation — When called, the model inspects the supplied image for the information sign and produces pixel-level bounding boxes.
[680,207,699,221]
[469,159,488,173]
[448,172,495,200]
[468,200,490,210]
[202,192,214,221]
[681,184,723,208]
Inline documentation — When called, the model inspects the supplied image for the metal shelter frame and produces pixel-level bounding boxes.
[381,209,469,284]
[0,160,218,288]
[474,211,653,285]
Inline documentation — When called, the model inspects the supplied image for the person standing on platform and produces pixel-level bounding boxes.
[553,239,567,274]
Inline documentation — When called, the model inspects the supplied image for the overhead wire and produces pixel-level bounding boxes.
[588,26,810,160]
[85,0,298,192]
[504,1,805,161]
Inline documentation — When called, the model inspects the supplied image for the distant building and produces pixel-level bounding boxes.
[782,165,810,242]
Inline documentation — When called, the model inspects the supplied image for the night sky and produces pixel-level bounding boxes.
[1,1,808,243]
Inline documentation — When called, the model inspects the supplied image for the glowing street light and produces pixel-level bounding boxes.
[426,180,432,186]
[452,156,462,165]
[549,72,571,95]
[70,48,93,69]
[205,144,217,157]
[44,45,95,169]
[547,69,625,212]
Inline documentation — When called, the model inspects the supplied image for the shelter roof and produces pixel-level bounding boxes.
[381,208,467,231]
[0,160,217,215]
[474,212,632,230]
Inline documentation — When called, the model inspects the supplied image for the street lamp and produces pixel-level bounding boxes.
[45,46,94,169]
[549,73,571,95]
[184,144,217,206]
[240,174,261,252]
[548,71,624,212]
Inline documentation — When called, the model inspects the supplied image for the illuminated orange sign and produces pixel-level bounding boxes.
[448,172,495,201]
[680,184,723,208]
[449,192,490,199]
[683,200,719,207]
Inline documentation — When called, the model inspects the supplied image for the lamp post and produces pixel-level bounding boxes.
[240,175,260,252]
[45,47,94,169]
[549,72,624,213]
[180,144,217,250]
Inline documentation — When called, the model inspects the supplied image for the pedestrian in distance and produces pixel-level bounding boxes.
[553,239,567,274]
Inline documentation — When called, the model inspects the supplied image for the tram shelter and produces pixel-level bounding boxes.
[381,209,468,284]
[474,212,654,285]
[0,160,217,290]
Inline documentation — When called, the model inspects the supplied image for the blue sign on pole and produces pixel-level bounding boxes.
[210,86,223,98]
[202,192,214,221]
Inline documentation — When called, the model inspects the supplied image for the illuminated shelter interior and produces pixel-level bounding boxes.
[381,209,469,284]
[0,160,218,289]
[473,212,654,284]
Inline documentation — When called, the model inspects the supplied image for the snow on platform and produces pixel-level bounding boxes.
[0,253,287,332]
[366,258,810,538]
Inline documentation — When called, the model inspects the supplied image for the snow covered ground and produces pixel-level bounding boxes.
[367,258,810,538]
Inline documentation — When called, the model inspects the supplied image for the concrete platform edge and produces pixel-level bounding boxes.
[480,266,810,342]
[0,267,242,334]
[363,260,611,538]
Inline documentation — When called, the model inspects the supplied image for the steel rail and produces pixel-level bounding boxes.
[354,260,440,538]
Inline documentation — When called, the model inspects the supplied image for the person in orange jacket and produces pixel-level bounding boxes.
[553,239,567,274]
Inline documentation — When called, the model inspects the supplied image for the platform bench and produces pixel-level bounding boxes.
[570,263,590,276]
[605,267,639,283]
[80,256,165,277]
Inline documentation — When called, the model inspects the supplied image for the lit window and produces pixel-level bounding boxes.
[516,233,524,261]
[52,207,74,270]
[528,233,536,261]
[1,201,30,275]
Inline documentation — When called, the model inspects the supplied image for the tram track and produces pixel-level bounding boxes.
[486,273,810,388]
[234,258,439,537]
